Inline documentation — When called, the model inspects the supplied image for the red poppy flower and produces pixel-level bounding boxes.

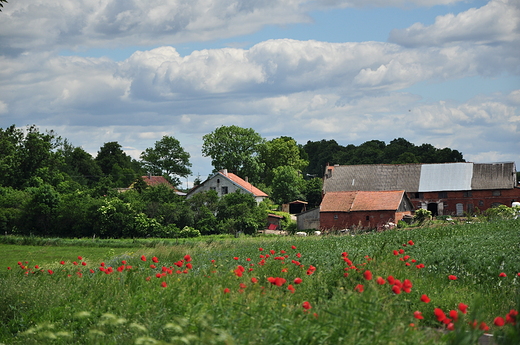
[413,311,424,320]
[499,272,507,277]
[233,257,239,260]
[48,269,54,275]
[150,264,156,269]
[121,260,126,265]
[420,294,430,303]
[506,309,517,325]
[246,258,251,262]
[78,256,83,260]
[186,263,192,269]
[387,276,395,284]
[296,253,301,258]
[479,322,489,331]
[354,284,364,293]
[152,256,159,263]
[344,258,353,266]
[416,263,425,269]
[448,275,457,280]
[494,317,505,326]
[141,255,146,261]
[449,310,458,322]
[447,323,455,331]
[251,277,258,283]
[408,240,414,246]
[363,270,372,280]
[399,249,405,254]
[291,245,297,250]
[72,261,78,266]
[434,308,447,322]
[293,277,303,284]
[160,282,167,288]
[89,269,95,273]
[183,254,191,262]
[82,262,87,266]
[117,266,124,272]
[223,288,230,293]
[302,301,312,310]
[288,284,295,293]
[258,248,263,251]
[100,262,105,267]
[392,285,401,294]
[458,303,468,314]
[375,276,385,285]
[393,250,399,256]
[234,268,243,277]
[211,259,216,264]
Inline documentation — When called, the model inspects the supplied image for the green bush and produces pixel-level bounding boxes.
[178,226,201,238]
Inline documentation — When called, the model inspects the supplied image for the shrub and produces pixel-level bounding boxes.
[179,226,201,238]
[414,208,432,225]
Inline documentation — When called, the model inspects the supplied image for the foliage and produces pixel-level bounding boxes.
[178,226,201,238]
[139,135,192,187]
[95,142,141,188]
[302,177,323,208]
[270,166,305,204]
[484,205,520,221]
[216,191,267,235]
[258,136,308,185]
[0,220,518,344]
[414,208,432,225]
[202,125,265,183]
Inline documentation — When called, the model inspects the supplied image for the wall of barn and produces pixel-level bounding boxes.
[320,210,411,230]
[409,188,520,216]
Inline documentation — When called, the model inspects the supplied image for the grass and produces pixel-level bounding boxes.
[0,219,519,344]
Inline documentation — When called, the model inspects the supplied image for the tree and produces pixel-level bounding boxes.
[59,142,102,186]
[202,125,265,183]
[0,0,7,12]
[302,177,323,208]
[258,136,308,185]
[270,166,305,205]
[95,142,141,187]
[303,139,343,177]
[140,136,192,187]
[216,191,267,235]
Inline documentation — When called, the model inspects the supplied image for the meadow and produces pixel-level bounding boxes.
[0,220,519,345]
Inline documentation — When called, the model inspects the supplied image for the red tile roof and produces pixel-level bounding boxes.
[321,190,405,212]
[225,172,268,197]
[141,176,174,189]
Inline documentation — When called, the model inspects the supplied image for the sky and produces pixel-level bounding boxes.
[1,0,519,187]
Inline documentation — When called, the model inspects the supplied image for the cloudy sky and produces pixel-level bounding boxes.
[1,0,519,185]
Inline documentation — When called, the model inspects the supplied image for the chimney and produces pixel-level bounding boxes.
[245,176,249,183]
[221,169,228,176]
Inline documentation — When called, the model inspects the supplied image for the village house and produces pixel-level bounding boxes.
[322,162,520,216]
[320,190,414,230]
[186,169,268,203]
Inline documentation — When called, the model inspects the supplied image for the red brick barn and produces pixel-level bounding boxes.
[320,190,413,230]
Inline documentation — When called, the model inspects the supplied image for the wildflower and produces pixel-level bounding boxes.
[233,257,239,260]
[296,253,301,258]
[506,309,517,325]
[494,317,505,326]
[458,303,468,314]
[122,260,126,265]
[416,263,425,269]
[270,250,276,255]
[223,288,230,293]
[393,250,399,256]
[161,282,167,288]
[251,277,258,283]
[152,256,159,263]
[150,264,156,269]
[363,270,372,280]
[392,285,401,294]
[184,255,191,262]
[48,269,54,275]
[399,249,405,254]
[291,245,297,250]
[258,248,263,251]
[449,310,458,322]
[294,277,303,284]
[234,268,243,277]
[302,301,312,310]
[402,279,412,293]
[414,311,424,320]
[73,261,78,266]
[7,267,11,270]
[78,256,83,260]
[288,284,295,293]
[281,268,288,273]
[141,255,146,261]
[387,276,395,284]
[408,240,414,246]
[60,261,65,265]
[354,284,364,293]
[420,294,431,303]
[434,308,447,322]
[239,283,247,289]
[499,272,507,277]
[246,258,251,261]
[479,322,489,331]
[447,323,455,331]
[82,262,87,266]
[186,263,192,269]
[89,269,95,273]
[448,275,457,280]
[344,258,353,266]
[155,273,162,278]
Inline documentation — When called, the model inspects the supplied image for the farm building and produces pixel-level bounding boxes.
[322,162,520,216]
[186,169,268,203]
[320,190,414,230]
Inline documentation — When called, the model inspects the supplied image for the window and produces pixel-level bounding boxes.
[414,192,423,199]
[492,190,501,196]
[478,200,484,207]
[333,214,338,219]
[221,186,228,195]
[463,191,472,197]
[365,215,370,221]
[438,192,448,199]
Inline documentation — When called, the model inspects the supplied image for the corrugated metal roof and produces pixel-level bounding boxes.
[418,163,473,192]
[320,190,405,212]
[471,162,516,189]
[323,162,517,193]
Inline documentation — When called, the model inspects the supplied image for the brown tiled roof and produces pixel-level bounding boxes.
[226,172,268,197]
[321,190,406,212]
[142,176,174,188]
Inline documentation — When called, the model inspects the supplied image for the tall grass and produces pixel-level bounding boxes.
[0,220,518,344]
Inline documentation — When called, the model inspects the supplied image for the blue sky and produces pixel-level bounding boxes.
[0,0,518,185]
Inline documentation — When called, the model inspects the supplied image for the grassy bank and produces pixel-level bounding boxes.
[0,220,519,344]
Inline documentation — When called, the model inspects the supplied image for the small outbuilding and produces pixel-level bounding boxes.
[320,190,414,230]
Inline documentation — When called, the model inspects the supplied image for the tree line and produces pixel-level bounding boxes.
[0,124,465,238]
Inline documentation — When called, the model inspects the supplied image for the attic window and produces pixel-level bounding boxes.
[492,190,501,196]
[438,192,448,199]
[217,179,220,184]
[463,191,472,197]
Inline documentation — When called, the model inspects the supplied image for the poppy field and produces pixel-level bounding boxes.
[0,219,519,345]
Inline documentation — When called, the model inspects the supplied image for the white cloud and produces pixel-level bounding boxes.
[389,0,520,47]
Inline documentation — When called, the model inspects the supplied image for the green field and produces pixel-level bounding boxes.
[1,220,519,344]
